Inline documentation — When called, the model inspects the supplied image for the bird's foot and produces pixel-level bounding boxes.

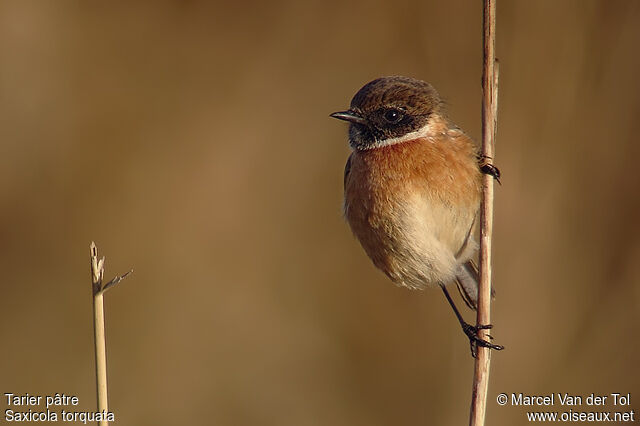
[479,156,501,184]
[461,322,504,358]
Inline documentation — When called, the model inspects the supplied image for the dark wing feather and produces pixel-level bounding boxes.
[344,154,352,190]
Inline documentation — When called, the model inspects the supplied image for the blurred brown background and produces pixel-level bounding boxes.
[1,1,639,425]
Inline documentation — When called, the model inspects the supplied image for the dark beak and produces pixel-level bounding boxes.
[330,110,367,125]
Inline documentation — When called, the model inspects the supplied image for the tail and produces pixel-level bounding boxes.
[454,260,495,311]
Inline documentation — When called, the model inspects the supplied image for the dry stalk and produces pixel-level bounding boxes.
[90,242,132,426]
[469,0,499,425]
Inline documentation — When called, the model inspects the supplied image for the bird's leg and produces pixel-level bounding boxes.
[439,283,504,358]
[478,155,501,184]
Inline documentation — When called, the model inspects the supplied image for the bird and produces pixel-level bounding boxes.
[331,76,503,357]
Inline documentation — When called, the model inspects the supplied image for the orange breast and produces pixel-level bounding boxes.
[343,130,482,287]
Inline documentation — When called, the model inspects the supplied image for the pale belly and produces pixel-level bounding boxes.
[345,191,477,289]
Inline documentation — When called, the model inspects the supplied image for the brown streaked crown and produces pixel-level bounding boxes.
[331,76,443,150]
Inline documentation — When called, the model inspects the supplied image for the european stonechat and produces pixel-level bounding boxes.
[331,76,503,357]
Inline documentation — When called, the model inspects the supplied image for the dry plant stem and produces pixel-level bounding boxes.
[469,0,498,426]
[93,293,108,426]
[90,242,132,426]
[90,242,109,426]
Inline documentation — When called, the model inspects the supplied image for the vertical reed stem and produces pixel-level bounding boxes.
[90,242,131,425]
[469,0,499,425]
[90,242,109,426]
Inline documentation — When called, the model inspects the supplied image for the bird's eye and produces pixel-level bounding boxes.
[383,109,403,124]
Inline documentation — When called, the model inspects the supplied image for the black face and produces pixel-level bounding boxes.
[347,105,420,150]
[331,76,442,150]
